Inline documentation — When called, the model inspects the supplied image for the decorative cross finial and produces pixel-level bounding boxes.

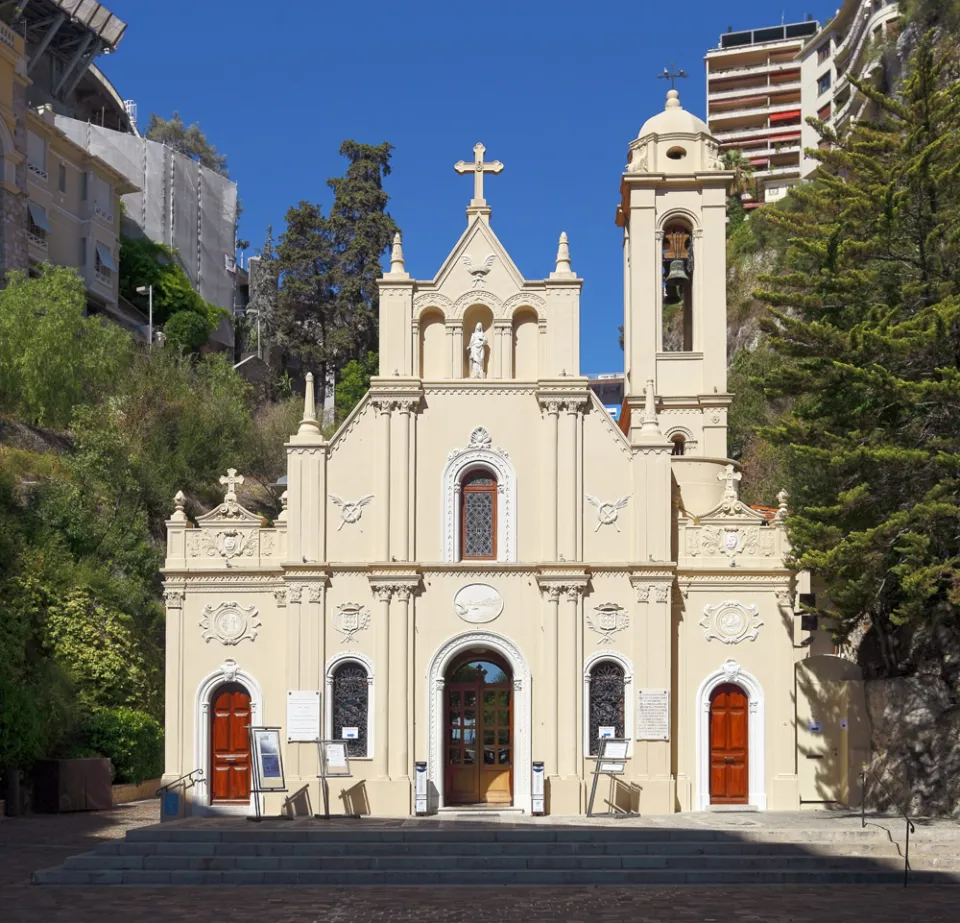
[718,464,742,502]
[658,63,688,91]
[220,468,244,502]
[454,143,504,208]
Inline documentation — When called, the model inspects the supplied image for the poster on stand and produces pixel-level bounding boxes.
[318,740,352,778]
[250,727,287,790]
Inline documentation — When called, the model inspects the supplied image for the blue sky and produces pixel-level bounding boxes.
[101,0,834,374]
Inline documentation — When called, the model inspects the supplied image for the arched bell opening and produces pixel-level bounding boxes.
[419,309,446,378]
[662,222,694,352]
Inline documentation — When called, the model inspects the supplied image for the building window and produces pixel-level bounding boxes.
[80,171,88,201]
[332,661,369,758]
[94,242,115,285]
[27,202,50,249]
[816,42,830,64]
[58,163,66,193]
[460,469,497,560]
[817,102,832,121]
[94,177,113,221]
[671,434,686,456]
[588,661,625,756]
[78,236,86,267]
[27,131,46,180]
[817,71,832,96]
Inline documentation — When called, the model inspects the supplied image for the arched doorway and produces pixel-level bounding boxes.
[210,682,252,804]
[444,651,513,805]
[709,683,748,805]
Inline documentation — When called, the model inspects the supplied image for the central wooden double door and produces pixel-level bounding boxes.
[444,654,513,805]
[709,683,749,804]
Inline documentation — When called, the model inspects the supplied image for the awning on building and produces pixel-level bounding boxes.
[27,202,50,232]
[770,109,802,122]
[95,241,116,271]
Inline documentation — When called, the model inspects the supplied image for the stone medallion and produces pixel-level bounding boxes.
[453,584,503,624]
[200,602,260,645]
[700,601,763,645]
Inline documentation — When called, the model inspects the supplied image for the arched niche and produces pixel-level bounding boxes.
[462,304,494,378]
[512,308,538,380]
[419,309,446,379]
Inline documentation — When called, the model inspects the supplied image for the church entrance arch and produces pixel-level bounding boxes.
[444,651,513,805]
[427,630,531,812]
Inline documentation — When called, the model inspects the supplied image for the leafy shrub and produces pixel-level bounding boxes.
[164,310,213,352]
[80,708,163,784]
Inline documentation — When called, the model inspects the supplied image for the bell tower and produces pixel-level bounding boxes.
[617,88,733,458]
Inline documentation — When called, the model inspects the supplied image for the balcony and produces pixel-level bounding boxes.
[95,270,112,289]
[0,20,18,51]
[708,80,801,102]
[754,164,801,179]
[94,202,114,223]
[712,122,801,143]
[835,3,899,75]
[28,231,48,252]
[27,162,48,182]
[707,59,800,81]
[709,101,804,124]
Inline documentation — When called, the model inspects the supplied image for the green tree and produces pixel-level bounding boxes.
[722,150,755,236]
[145,112,229,176]
[274,141,398,407]
[326,141,399,362]
[165,310,213,352]
[755,37,960,673]
[335,351,377,422]
[0,265,132,428]
[118,235,225,347]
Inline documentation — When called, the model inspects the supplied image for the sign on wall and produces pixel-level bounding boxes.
[637,688,670,741]
[286,690,321,742]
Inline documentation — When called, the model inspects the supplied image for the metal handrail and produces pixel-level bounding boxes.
[860,770,915,887]
[156,768,203,797]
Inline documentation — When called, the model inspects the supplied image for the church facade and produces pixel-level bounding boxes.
[162,91,861,817]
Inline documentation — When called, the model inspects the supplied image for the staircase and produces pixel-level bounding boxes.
[32,820,960,885]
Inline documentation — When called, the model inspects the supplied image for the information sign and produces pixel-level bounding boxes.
[319,740,352,778]
[598,726,616,739]
[341,726,359,739]
[637,688,670,740]
[601,739,628,761]
[250,727,287,791]
[286,690,321,742]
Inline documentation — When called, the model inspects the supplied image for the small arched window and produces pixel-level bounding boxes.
[671,434,686,456]
[588,661,625,756]
[332,661,370,757]
[460,469,497,560]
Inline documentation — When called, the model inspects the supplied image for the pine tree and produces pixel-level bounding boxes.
[755,36,960,674]
[273,141,398,407]
[326,141,399,361]
[145,113,229,176]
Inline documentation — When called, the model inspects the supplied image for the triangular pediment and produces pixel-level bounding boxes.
[696,497,770,525]
[196,499,265,526]
[426,216,529,296]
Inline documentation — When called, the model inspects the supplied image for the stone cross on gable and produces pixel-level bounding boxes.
[454,143,504,206]
[718,464,742,501]
[220,468,244,502]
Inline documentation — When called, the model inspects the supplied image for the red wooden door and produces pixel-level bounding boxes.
[211,684,251,803]
[709,683,749,804]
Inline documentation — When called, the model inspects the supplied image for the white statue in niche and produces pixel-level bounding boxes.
[467,322,486,378]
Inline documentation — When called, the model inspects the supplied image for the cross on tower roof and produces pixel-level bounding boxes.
[454,143,503,212]
[718,464,742,501]
[658,63,688,90]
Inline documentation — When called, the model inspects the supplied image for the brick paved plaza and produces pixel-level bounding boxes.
[2,802,958,922]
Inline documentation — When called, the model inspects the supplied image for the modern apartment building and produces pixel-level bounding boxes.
[799,0,900,178]
[704,19,819,207]
[0,19,137,330]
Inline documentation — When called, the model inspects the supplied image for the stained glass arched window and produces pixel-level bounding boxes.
[332,661,369,757]
[460,469,497,560]
[588,661,625,756]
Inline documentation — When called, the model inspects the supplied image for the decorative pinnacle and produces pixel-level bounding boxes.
[775,488,789,522]
[276,488,289,523]
[389,232,405,274]
[298,371,321,436]
[171,489,187,522]
[636,378,663,441]
[553,231,572,275]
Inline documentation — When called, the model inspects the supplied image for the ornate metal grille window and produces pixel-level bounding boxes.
[460,470,497,559]
[332,662,369,757]
[588,661,625,755]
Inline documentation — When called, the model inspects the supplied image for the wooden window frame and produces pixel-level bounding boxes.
[460,469,497,561]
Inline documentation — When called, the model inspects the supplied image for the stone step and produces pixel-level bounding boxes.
[91,839,900,858]
[62,852,908,872]
[122,827,895,845]
[33,867,960,886]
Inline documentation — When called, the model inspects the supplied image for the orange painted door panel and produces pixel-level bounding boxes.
[709,683,748,804]
[211,685,251,803]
